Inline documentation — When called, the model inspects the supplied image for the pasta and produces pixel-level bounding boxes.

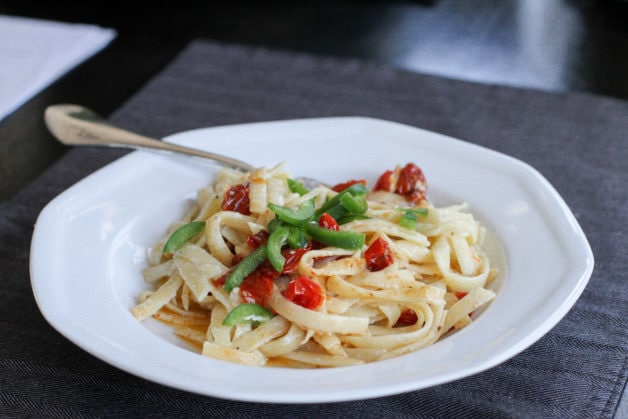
[132,162,497,368]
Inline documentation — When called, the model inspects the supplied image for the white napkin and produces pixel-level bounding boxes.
[0,15,116,121]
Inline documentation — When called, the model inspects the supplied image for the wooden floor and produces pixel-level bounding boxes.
[1,0,628,200]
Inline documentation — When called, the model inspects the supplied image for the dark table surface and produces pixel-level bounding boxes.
[1,1,627,417]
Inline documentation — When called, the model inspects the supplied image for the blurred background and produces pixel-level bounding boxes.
[1,0,627,199]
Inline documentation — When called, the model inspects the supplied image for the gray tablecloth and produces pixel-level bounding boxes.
[1,39,626,417]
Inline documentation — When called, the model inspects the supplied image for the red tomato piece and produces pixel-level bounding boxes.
[373,169,397,192]
[396,163,427,204]
[212,273,227,287]
[364,237,394,272]
[282,275,324,309]
[231,253,244,266]
[281,246,311,274]
[222,183,251,215]
[396,308,418,326]
[318,213,339,231]
[246,231,269,249]
[331,179,367,193]
[239,264,279,306]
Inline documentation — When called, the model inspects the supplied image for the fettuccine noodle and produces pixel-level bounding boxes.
[132,163,497,368]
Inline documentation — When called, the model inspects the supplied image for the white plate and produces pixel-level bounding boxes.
[30,117,593,403]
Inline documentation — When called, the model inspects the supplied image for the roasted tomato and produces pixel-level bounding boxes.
[282,275,324,309]
[396,308,418,326]
[331,179,367,193]
[373,163,427,204]
[373,169,397,192]
[364,237,394,271]
[212,273,227,287]
[222,183,251,215]
[318,213,339,231]
[246,231,269,249]
[281,246,311,274]
[397,163,427,204]
[239,264,279,306]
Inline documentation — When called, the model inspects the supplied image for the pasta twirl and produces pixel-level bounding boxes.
[133,162,497,368]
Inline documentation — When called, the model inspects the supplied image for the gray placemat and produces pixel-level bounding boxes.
[2,39,626,417]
